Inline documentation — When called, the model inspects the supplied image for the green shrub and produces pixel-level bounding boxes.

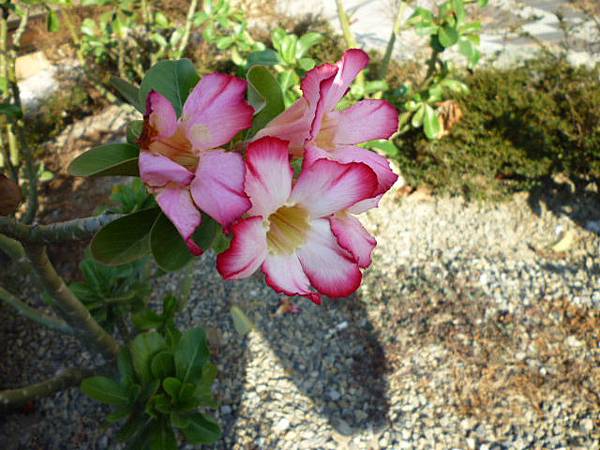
[393,56,600,199]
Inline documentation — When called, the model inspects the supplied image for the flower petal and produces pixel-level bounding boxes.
[329,213,376,268]
[300,63,338,111]
[190,150,251,227]
[139,151,194,188]
[147,91,177,137]
[182,73,254,151]
[305,144,398,197]
[252,99,312,157]
[297,218,362,298]
[262,253,321,304]
[245,137,293,217]
[156,186,202,246]
[332,99,398,145]
[217,216,267,280]
[322,49,369,113]
[290,158,378,218]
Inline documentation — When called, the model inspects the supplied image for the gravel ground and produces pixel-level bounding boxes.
[1,176,599,449]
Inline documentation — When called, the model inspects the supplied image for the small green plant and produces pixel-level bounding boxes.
[391,0,489,139]
[247,28,323,106]
[69,252,151,329]
[81,323,220,448]
[195,0,265,67]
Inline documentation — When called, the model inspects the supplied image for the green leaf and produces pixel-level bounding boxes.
[362,140,400,158]
[162,377,182,400]
[46,9,60,32]
[438,25,459,48]
[246,66,285,136]
[117,347,135,383]
[111,77,143,112]
[298,57,316,71]
[279,34,298,65]
[152,393,172,415]
[174,327,209,385]
[246,49,280,68]
[230,306,254,336]
[458,38,474,60]
[68,143,139,177]
[150,213,193,272]
[91,208,160,266]
[0,103,21,119]
[151,351,175,380]
[423,104,442,140]
[127,120,144,144]
[411,104,425,128]
[170,411,190,429]
[132,308,164,331]
[130,332,168,384]
[191,214,218,250]
[107,407,132,423]
[81,376,129,406]
[296,32,322,59]
[182,413,222,444]
[149,421,177,450]
[139,59,199,117]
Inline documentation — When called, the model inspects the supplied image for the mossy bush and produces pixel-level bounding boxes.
[393,56,600,199]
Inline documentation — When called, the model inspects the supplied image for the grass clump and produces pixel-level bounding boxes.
[393,56,600,200]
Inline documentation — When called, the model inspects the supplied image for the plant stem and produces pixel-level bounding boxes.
[335,0,365,87]
[0,367,91,412]
[0,287,73,335]
[5,7,38,224]
[379,1,409,79]
[176,0,199,58]
[0,213,123,244]
[23,244,119,360]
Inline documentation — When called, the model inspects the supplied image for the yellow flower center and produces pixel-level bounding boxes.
[314,113,337,150]
[266,205,310,255]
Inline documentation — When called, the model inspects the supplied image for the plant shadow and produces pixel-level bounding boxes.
[181,255,390,448]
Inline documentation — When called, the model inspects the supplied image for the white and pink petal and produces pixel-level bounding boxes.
[147,91,178,138]
[182,73,253,151]
[155,186,202,254]
[332,99,398,145]
[139,151,194,188]
[262,253,321,304]
[245,137,293,217]
[329,213,376,268]
[190,150,251,227]
[290,157,378,218]
[217,217,267,279]
[297,218,362,298]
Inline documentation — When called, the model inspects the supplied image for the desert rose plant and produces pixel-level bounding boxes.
[0,49,398,448]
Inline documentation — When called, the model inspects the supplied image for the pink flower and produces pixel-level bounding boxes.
[217,137,379,304]
[253,49,399,206]
[138,73,254,254]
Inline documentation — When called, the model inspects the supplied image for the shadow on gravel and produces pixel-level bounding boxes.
[261,293,390,433]
[190,257,390,447]
[526,177,600,232]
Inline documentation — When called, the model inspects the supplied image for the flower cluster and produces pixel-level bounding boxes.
[139,49,398,304]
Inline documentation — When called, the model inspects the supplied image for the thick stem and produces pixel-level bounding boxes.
[335,0,364,88]
[0,213,123,244]
[7,8,38,224]
[176,0,199,58]
[23,244,119,360]
[0,287,73,335]
[379,1,408,79]
[0,368,91,412]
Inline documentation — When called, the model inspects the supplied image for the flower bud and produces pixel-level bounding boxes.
[0,174,22,215]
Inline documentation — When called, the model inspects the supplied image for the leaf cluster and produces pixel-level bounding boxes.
[81,324,221,449]
[390,56,600,199]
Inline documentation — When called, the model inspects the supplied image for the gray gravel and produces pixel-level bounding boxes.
[1,175,598,449]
